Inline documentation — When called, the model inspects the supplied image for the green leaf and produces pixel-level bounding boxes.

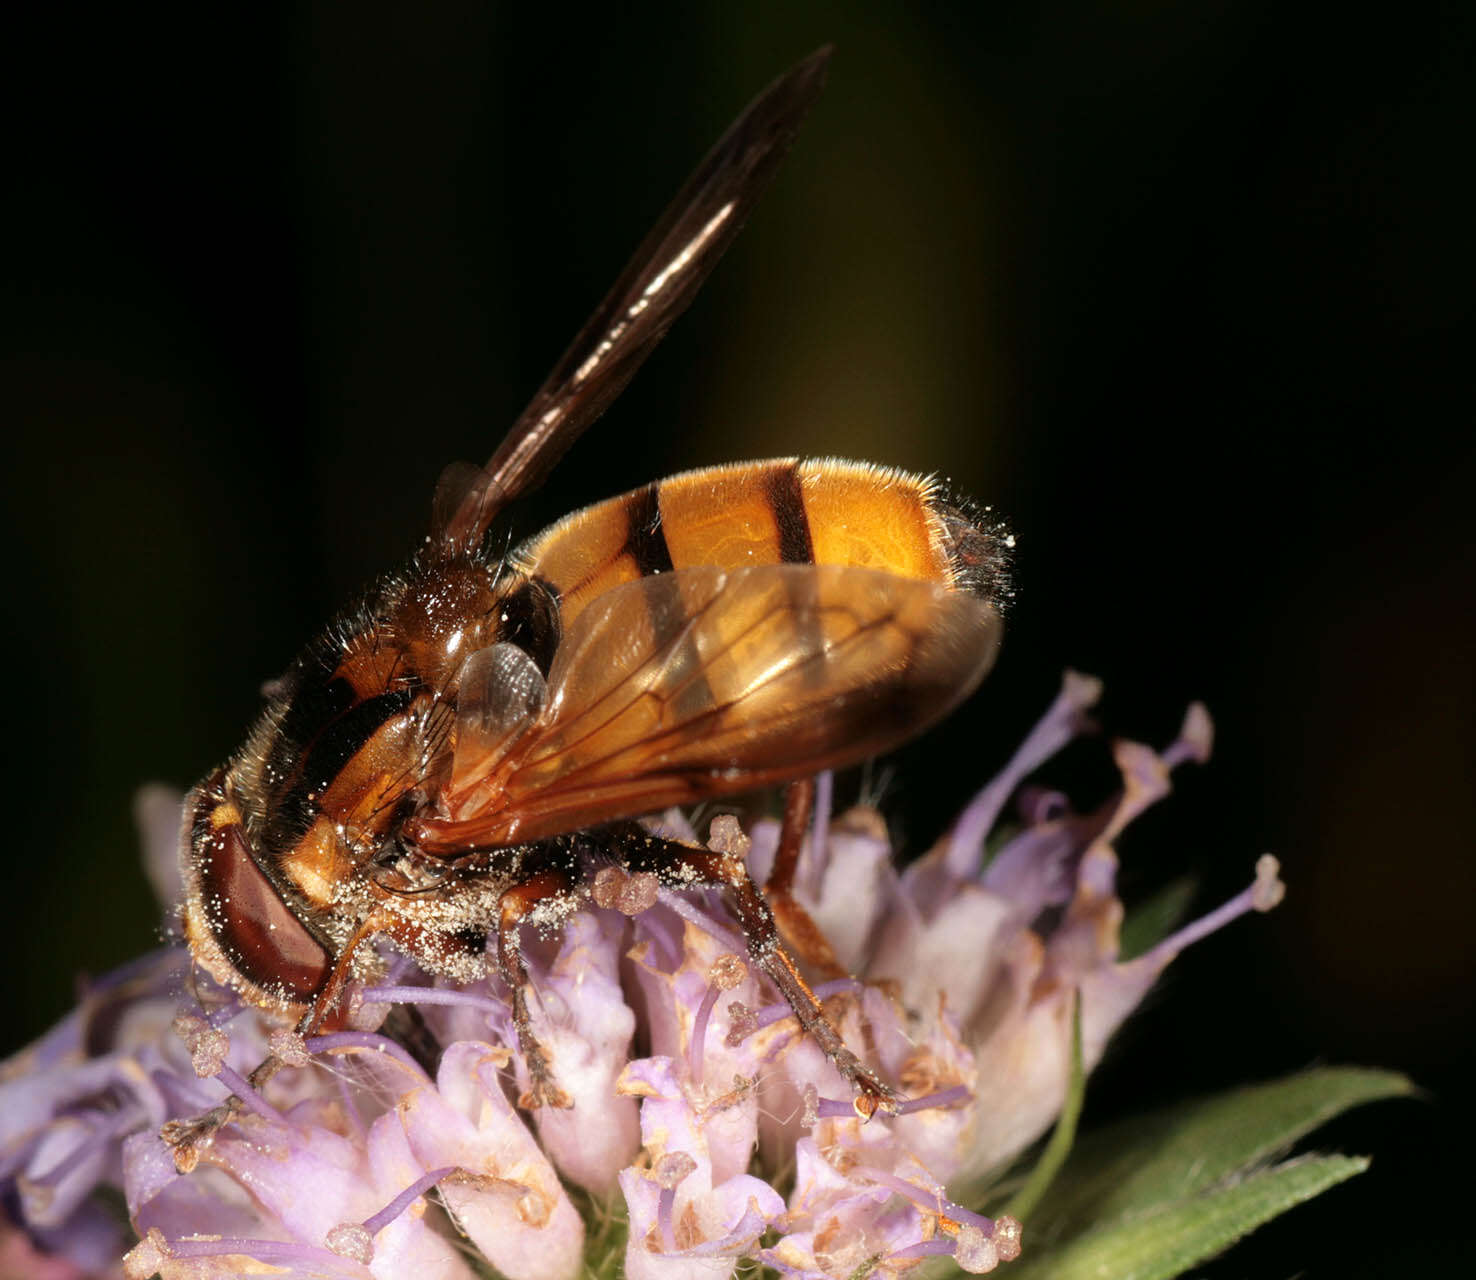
[1026,1066,1413,1240]
[1118,876,1198,960]
[999,1154,1368,1280]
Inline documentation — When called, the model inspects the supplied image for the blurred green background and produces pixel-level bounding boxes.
[3,2,1471,1271]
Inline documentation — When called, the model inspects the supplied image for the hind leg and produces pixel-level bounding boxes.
[616,825,897,1119]
[765,778,846,979]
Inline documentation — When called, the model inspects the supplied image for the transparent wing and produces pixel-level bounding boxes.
[434,47,832,552]
[413,564,1000,850]
[450,642,548,782]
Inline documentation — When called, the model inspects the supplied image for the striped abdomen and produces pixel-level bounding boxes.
[513,458,1007,627]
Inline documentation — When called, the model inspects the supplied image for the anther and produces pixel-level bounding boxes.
[993,1214,1023,1262]
[651,1151,697,1190]
[724,1001,758,1047]
[706,814,750,858]
[325,1223,374,1265]
[122,1228,168,1280]
[802,1084,858,1124]
[592,866,660,915]
[952,1224,999,1273]
[1147,855,1287,961]
[266,1029,311,1068]
[1253,854,1286,912]
[173,1014,228,1078]
[650,1151,697,1254]
[346,989,392,1031]
[709,953,746,990]
[1163,701,1214,768]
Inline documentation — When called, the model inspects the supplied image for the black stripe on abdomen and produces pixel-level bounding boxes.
[496,575,562,678]
[762,461,815,564]
[624,482,676,576]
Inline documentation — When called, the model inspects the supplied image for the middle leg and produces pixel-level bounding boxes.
[496,869,576,1110]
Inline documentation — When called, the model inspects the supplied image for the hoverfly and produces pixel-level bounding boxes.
[163,48,1011,1171]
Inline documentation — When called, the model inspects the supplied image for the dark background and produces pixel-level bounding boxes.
[3,3,1471,1273]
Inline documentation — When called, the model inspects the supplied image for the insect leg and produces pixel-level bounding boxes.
[619,829,898,1119]
[161,918,380,1172]
[765,778,846,979]
[496,871,575,1110]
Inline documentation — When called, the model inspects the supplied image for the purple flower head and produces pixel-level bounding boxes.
[1,674,1281,1279]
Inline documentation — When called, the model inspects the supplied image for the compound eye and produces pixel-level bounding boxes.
[188,782,330,1002]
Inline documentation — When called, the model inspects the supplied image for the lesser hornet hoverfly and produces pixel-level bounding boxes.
[162,48,1012,1171]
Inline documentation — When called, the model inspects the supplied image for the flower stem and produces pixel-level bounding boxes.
[1006,986,1085,1222]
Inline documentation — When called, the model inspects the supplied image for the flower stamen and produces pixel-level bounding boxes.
[165,1236,352,1269]
[689,954,746,1084]
[21,1107,141,1197]
[592,865,660,915]
[725,977,861,1043]
[361,983,506,1020]
[650,1151,697,1252]
[213,1063,286,1125]
[322,1164,460,1264]
[1143,855,1286,964]
[895,1083,972,1115]
[806,769,834,897]
[305,1031,429,1080]
[948,670,1103,876]
[174,1016,286,1124]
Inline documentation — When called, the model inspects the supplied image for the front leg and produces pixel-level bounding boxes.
[161,916,382,1172]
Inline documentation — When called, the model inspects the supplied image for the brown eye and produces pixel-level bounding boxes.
[192,799,331,1001]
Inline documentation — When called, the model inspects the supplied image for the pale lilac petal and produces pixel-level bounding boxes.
[17,1111,131,1229]
[938,670,1103,885]
[980,818,1084,911]
[801,811,895,973]
[400,1042,583,1280]
[133,784,185,917]
[124,1131,275,1255]
[626,924,762,1185]
[777,1139,942,1278]
[527,911,639,1196]
[753,1022,838,1169]
[617,1054,786,1278]
[2,1056,130,1182]
[951,929,1060,1180]
[618,1169,733,1280]
[863,989,976,1182]
[0,1213,97,1280]
[209,1117,379,1246]
[619,1164,783,1280]
[866,882,1018,1029]
[2,674,1279,1280]
[361,1112,478,1280]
